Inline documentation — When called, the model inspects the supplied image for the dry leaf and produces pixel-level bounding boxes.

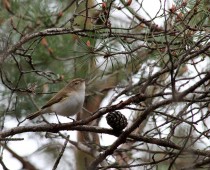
[86,40,91,47]
[41,37,48,47]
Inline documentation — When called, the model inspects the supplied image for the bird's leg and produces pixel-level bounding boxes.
[54,113,61,124]
[67,116,75,122]
[82,107,93,114]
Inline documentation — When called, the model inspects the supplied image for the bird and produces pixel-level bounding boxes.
[26,78,86,120]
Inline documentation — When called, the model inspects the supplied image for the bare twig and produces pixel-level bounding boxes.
[52,135,69,170]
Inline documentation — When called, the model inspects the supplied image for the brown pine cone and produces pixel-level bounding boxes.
[106,111,128,131]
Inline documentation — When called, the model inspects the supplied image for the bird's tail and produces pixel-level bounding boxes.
[26,110,42,120]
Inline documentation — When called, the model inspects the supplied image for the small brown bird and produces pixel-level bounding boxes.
[26,78,86,120]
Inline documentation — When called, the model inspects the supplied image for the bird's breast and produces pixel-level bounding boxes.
[51,90,85,116]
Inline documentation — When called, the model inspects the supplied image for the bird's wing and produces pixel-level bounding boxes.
[41,90,69,109]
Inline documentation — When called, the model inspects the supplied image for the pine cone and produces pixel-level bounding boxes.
[106,111,128,131]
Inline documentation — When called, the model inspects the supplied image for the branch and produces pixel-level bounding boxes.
[0,143,37,170]
[181,158,210,170]
[0,28,85,64]
[52,135,69,170]
[178,71,210,99]
[0,93,146,138]
[120,0,163,32]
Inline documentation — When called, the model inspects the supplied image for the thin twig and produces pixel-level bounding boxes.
[52,135,69,170]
